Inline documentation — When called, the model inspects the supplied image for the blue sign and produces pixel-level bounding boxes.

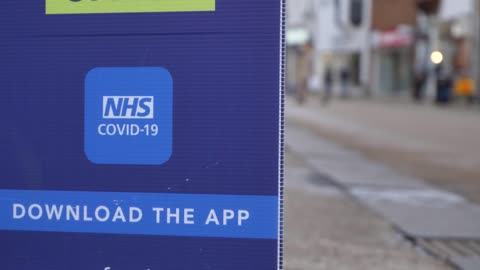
[0,0,284,269]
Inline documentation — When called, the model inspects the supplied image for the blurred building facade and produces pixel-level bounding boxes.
[287,0,480,99]
[370,0,416,94]
[287,0,371,94]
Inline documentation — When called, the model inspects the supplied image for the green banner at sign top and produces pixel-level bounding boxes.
[46,0,215,14]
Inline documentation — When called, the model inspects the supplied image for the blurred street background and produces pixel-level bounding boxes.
[284,0,480,269]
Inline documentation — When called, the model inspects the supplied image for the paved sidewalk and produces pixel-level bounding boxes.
[286,96,480,203]
[284,149,452,270]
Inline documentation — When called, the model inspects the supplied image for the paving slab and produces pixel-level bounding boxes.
[288,123,429,189]
[306,158,429,189]
[286,126,363,161]
[450,256,480,270]
[285,151,340,194]
[352,188,480,239]
[285,150,452,270]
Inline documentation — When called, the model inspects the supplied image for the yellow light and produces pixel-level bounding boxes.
[431,51,444,65]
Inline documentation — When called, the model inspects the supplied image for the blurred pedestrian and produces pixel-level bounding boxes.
[295,41,313,104]
[340,67,350,99]
[413,65,426,102]
[322,67,333,104]
[435,64,453,105]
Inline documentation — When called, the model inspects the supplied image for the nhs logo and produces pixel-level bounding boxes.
[103,96,154,119]
[85,67,173,165]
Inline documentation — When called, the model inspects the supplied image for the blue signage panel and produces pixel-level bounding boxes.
[0,1,284,270]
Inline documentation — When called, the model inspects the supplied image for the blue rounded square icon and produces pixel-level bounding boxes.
[84,67,173,165]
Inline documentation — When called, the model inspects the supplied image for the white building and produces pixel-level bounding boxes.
[286,0,371,94]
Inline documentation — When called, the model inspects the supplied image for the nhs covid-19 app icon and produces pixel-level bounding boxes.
[84,67,173,165]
